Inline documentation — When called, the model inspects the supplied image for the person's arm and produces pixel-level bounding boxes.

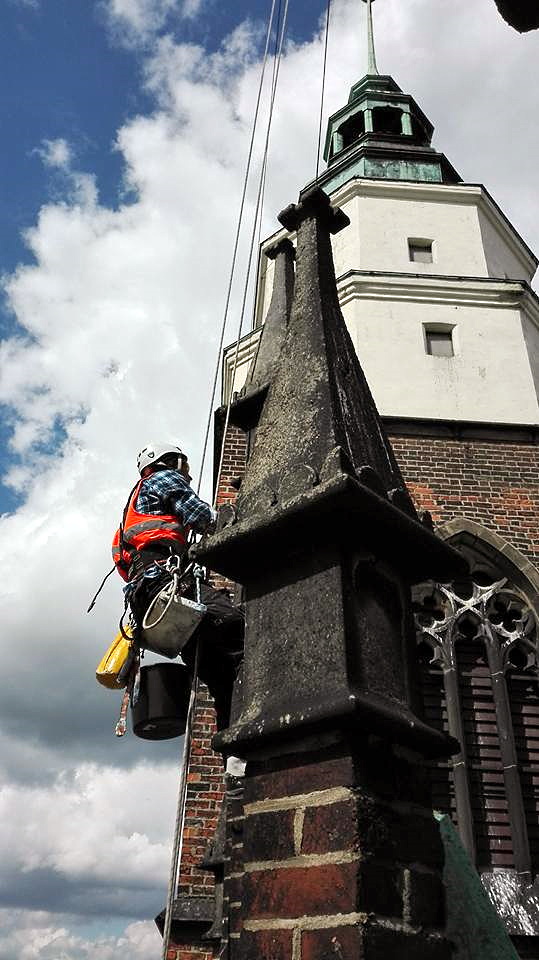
[167,473,214,534]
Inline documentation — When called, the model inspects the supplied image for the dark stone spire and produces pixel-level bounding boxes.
[195,185,466,760]
[229,237,295,434]
[237,185,410,522]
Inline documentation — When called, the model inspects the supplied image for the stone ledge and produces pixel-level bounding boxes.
[154,895,215,937]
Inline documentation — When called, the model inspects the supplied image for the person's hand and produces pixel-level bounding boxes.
[179,456,192,483]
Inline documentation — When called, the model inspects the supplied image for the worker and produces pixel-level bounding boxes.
[112,441,244,730]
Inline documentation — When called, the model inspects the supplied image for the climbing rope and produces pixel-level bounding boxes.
[161,11,292,956]
[316,0,332,180]
[211,0,290,510]
[195,0,282,499]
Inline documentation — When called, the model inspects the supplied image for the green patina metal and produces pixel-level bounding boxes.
[320,4,460,187]
[435,813,520,960]
[321,72,460,188]
[322,155,444,194]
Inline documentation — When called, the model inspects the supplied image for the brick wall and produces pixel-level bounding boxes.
[169,424,248,958]
[237,745,451,960]
[177,685,224,898]
[389,435,539,567]
[170,423,538,958]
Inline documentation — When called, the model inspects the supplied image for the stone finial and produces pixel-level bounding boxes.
[245,237,295,392]
[195,186,466,761]
[228,237,295,435]
[233,184,415,526]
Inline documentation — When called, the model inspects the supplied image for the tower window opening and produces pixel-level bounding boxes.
[425,329,454,358]
[372,106,402,136]
[409,238,433,263]
[337,112,366,150]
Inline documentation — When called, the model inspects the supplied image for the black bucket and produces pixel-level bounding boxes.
[131,663,192,740]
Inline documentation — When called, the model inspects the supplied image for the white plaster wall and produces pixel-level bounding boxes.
[522,315,539,409]
[249,180,539,423]
[477,207,531,282]
[342,295,539,424]
[334,191,488,279]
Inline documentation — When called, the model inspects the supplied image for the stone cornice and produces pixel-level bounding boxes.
[336,270,539,328]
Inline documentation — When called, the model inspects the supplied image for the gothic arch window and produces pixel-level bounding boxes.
[413,520,539,881]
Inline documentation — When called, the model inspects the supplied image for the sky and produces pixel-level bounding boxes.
[0,0,538,956]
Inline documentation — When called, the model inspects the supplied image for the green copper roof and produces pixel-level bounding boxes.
[321,73,460,189]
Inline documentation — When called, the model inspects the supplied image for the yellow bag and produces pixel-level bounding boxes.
[96,628,133,689]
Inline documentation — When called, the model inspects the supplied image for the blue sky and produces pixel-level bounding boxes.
[0,0,327,277]
[0,1,538,956]
[0,0,329,515]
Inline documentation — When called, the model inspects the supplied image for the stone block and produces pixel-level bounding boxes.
[301,925,362,960]
[245,754,355,803]
[243,862,360,918]
[302,922,453,960]
[244,809,295,861]
[239,928,293,960]
[301,800,357,855]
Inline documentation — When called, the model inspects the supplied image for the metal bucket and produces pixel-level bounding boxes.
[141,588,206,659]
[131,663,192,740]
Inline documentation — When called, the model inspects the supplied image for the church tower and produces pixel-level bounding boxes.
[166,2,539,957]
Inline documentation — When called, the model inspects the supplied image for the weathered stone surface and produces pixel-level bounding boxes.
[196,187,464,762]
[242,861,361,918]
[494,0,539,31]
[243,808,296,862]
[230,237,295,434]
[239,929,292,960]
[300,799,358,855]
[301,922,453,960]
[244,752,356,803]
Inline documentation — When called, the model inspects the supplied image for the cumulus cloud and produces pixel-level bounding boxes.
[0,913,161,960]
[102,0,206,47]
[0,0,538,954]
[0,762,175,890]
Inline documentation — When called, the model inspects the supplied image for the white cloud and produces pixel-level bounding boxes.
[38,138,73,171]
[102,0,206,47]
[0,913,160,960]
[0,0,538,952]
[0,762,177,909]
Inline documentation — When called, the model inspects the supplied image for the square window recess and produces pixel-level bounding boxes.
[409,239,433,263]
[426,329,454,358]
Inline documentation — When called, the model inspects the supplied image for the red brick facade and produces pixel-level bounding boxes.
[389,433,539,567]
[168,424,248,959]
[169,423,538,959]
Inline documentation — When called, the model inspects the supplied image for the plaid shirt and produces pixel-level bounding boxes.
[135,469,213,531]
[125,469,213,594]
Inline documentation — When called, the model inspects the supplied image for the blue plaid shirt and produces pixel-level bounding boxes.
[125,470,213,594]
[135,469,213,530]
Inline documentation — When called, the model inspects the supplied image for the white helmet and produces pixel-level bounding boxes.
[137,441,184,475]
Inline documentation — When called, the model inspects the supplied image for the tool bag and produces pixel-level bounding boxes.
[96,627,134,689]
[140,564,206,659]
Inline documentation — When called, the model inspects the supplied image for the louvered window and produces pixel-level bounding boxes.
[414,562,538,876]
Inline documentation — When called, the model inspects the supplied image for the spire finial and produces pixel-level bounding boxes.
[362,0,379,76]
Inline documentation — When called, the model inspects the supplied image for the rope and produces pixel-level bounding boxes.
[161,9,290,954]
[316,0,332,180]
[195,0,280,498]
[161,641,200,960]
[86,565,116,613]
[212,0,290,510]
